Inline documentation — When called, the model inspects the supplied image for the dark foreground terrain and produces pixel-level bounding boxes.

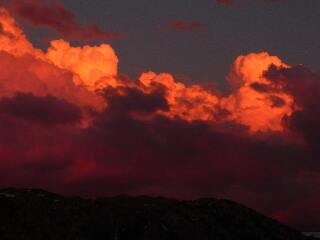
[0,188,315,240]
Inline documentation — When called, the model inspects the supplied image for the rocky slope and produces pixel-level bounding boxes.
[0,188,314,240]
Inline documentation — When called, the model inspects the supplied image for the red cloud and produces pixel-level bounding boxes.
[0,93,82,126]
[2,0,122,41]
[216,0,235,5]
[216,0,283,5]
[167,20,204,33]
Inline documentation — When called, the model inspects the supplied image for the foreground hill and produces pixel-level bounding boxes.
[0,188,315,240]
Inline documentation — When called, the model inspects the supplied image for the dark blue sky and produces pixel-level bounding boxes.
[26,0,320,87]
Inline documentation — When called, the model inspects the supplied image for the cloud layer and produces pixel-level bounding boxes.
[216,0,283,6]
[0,5,319,231]
[1,0,122,41]
[166,20,204,33]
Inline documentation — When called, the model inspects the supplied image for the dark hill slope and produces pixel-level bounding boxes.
[0,188,314,240]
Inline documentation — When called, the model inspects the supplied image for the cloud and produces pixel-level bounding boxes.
[216,0,284,6]
[0,93,82,126]
[0,5,319,231]
[216,0,236,5]
[264,64,320,144]
[2,0,122,41]
[166,20,204,33]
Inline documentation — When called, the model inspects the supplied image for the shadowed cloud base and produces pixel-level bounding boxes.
[0,3,319,231]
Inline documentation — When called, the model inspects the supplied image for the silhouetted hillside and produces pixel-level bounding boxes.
[0,188,315,240]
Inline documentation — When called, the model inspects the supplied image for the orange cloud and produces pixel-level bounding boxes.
[138,52,295,133]
[0,6,105,111]
[221,52,294,132]
[46,40,119,90]
[0,5,297,132]
[0,6,43,58]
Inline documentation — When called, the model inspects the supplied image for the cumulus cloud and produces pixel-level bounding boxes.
[0,5,319,231]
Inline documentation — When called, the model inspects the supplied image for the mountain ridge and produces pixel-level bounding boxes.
[0,188,316,240]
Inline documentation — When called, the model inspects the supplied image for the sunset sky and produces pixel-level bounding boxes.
[0,0,319,231]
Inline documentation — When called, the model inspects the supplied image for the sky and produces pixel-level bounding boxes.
[23,0,320,85]
[0,0,320,231]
